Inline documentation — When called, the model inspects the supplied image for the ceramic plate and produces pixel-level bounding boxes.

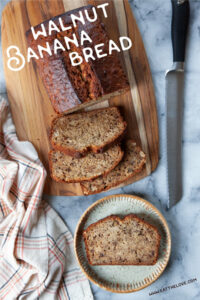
[74,194,171,293]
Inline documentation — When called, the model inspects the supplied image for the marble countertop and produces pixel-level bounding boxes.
[1,0,200,299]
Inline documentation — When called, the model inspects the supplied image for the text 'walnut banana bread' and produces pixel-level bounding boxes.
[81,140,146,195]
[49,144,123,183]
[50,107,127,157]
[26,5,129,114]
[83,215,161,265]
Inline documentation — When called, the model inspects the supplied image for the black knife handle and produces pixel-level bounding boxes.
[171,0,190,62]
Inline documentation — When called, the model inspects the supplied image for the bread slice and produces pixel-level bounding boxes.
[49,145,123,183]
[83,214,161,265]
[81,140,146,195]
[50,107,127,157]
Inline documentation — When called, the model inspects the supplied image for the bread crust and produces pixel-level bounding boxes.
[81,141,146,195]
[48,146,124,183]
[26,6,129,114]
[83,214,161,266]
[50,107,127,157]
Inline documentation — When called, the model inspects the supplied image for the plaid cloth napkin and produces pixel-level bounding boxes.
[0,96,93,300]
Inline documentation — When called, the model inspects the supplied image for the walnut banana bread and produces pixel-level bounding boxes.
[49,144,123,183]
[50,107,127,157]
[81,140,146,195]
[26,5,129,114]
[83,214,161,265]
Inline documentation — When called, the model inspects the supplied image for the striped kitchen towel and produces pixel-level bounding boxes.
[0,96,93,300]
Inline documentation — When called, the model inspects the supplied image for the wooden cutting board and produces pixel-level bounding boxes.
[1,0,159,196]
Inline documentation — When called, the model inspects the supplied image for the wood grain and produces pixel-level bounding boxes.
[1,0,159,196]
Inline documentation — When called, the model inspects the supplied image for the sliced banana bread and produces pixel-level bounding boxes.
[83,214,161,265]
[81,140,146,195]
[49,145,123,183]
[50,107,127,157]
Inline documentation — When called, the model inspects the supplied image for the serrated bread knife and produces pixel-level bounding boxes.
[166,0,190,209]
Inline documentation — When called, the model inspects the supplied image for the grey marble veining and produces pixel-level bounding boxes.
[1,0,200,299]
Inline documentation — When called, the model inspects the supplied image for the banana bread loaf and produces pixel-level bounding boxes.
[26,5,129,114]
[83,214,161,265]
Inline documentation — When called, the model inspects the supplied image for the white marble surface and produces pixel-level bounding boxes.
[1,0,200,299]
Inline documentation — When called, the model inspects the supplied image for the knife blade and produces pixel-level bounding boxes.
[166,0,190,209]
